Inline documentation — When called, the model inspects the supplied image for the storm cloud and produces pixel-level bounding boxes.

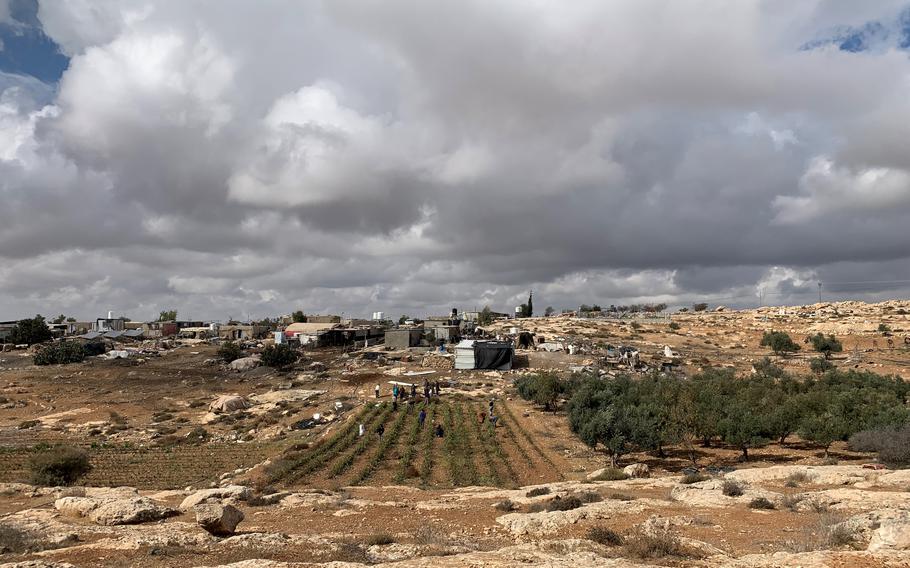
[2,0,910,321]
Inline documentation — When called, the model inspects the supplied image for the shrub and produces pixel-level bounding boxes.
[592,468,629,481]
[366,533,395,546]
[809,357,834,375]
[785,471,811,487]
[692,303,708,312]
[782,494,804,511]
[260,344,298,368]
[810,333,843,359]
[668,322,680,331]
[526,487,550,498]
[752,356,784,378]
[494,499,517,512]
[217,341,244,363]
[546,495,583,512]
[760,331,800,355]
[623,525,688,559]
[34,342,85,365]
[680,472,708,484]
[749,497,775,510]
[0,523,36,553]
[721,480,744,497]
[17,420,40,430]
[28,446,92,486]
[576,491,603,503]
[850,425,910,466]
[587,526,623,546]
[609,492,636,501]
[878,323,891,332]
[7,315,52,345]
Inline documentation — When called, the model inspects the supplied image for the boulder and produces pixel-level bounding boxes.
[180,485,252,510]
[228,357,260,372]
[195,503,244,536]
[308,361,327,372]
[209,395,249,413]
[54,495,177,526]
[868,518,910,551]
[623,463,650,478]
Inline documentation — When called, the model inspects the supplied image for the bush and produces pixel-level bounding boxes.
[623,525,688,559]
[878,323,891,332]
[782,494,804,511]
[609,492,636,501]
[848,425,910,466]
[17,420,39,430]
[760,331,800,355]
[34,342,85,366]
[592,468,629,481]
[526,487,551,498]
[260,344,298,368]
[546,495,583,512]
[217,341,244,363]
[587,526,623,546]
[785,471,811,487]
[494,500,517,512]
[28,446,92,486]
[749,497,775,510]
[576,491,603,503]
[810,333,843,359]
[680,472,708,484]
[0,524,37,553]
[366,533,395,546]
[668,322,680,331]
[809,357,834,375]
[7,315,52,345]
[721,480,744,497]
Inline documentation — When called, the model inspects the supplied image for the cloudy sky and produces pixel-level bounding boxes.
[2,0,910,322]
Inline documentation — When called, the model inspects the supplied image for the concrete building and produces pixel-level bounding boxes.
[385,328,423,349]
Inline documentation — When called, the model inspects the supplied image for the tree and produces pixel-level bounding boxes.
[810,333,843,360]
[692,303,708,312]
[158,309,178,322]
[52,315,67,324]
[526,291,533,318]
[398,315,409,325]
[809,357,834,375]
[516,372,564,412]
[66,317,76,322]
[545,306,555,317]
[8,316,52,345]
[217,342,243,363]
[260,344,298,368]
[760,331,801,356]
[291,310,306,323]
[477,306,494,326]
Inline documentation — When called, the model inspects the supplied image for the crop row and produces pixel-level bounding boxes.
[274,403,382,484]
[328,403,395,478]
[499,401,565,480]
[351,404,413,485]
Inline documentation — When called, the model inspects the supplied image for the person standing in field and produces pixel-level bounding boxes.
[375,384,380,398]
[418,408,427,427]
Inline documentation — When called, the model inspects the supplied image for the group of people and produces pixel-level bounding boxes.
[479,398,499,428]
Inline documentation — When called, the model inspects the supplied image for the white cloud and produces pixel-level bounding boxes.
[773,156,910,223]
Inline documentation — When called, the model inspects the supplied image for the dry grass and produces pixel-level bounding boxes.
[623,525,694,559]
[587,526,624,546]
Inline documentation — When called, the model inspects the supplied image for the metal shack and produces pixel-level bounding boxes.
[454,340,514,370]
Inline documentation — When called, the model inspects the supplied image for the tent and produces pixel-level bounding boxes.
[455,340,513,370]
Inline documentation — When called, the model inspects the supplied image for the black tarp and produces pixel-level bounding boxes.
[474,341,513,370]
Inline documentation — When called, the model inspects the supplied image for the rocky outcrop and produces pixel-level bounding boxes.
[209,394,250,412]
[54,495,177,526]
[623,463,649,478]
[228,358,260,372]
[195,503,244,536]
[180,485,252,510]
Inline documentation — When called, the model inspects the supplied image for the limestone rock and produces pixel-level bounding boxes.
[54,495,177,526]
[195,503,244,536]
[868,516,910,551]
[180,485,252,510]
[623,463,650,478]
[209,394,250,413]
[228,357,260,372]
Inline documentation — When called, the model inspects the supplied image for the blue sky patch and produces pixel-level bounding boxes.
[0,0,68,84]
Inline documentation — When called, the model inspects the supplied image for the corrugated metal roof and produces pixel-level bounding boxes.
[284,322,339,334]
